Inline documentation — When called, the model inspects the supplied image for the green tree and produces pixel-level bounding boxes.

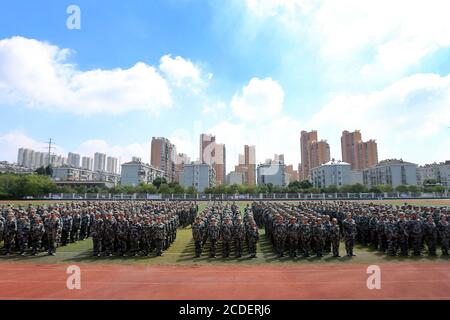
[187,186,197,195]
[137,183,158,194]
[158,184,171,194]
[377,184,393,193]
[324,185,339,193]
[152,177,167,189]
[299,180,313,189]
[395,185,409,193]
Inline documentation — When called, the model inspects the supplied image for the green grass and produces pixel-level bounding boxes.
[0,201,448,265]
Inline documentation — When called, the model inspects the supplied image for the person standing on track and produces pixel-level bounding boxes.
[343,213,357,257]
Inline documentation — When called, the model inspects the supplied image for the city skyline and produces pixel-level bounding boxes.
[0,1,449,170]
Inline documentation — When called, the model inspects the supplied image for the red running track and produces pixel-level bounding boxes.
[0,263,449,300]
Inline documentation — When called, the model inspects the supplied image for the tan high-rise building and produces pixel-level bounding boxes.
[285,164,299,183]
[234,145,256,185]
[151,137,176,182]
[341,130,378,170]
[199,134,226,185]
[300,130,330,180]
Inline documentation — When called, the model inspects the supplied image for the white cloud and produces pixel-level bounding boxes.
[244,0,450,81]
[159,54,202,85]
[0,36,174,115]
[202,101,227,115]
[231,77,284,121]
[309,73,450,164]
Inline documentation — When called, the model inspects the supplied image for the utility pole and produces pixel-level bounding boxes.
[46,138,55,166]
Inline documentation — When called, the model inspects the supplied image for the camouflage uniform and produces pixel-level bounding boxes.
[273,220,286,257]
[312,222,325,257]
[90,217,104,256]
[141,220,154,255]
[385,218,398,256]
[4,217,17,254]
[129,220,142,256]
[80,212,90,240]
[247,223,259,258]
[71,213,81,243]
[103,216,116,255]
[437,218,449,256]
[17,217,31,254]
[423,220,437,256]
[207,221,220,258]
[61,214,73,246]
[233,218,246,258]
[221,220,234,258]
[330,222,340,257]
[343,218,357,256]
[408,217,423,256]
[397,217,409,256]
[286,220,299,257]
[30,220,45,255]
[192,219,205,257]
[153,219,166,256]
[115,217,129,256]
[44,216,60,255]
[299,221,312,257]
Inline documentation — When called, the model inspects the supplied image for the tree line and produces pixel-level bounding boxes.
[0,173,446,199]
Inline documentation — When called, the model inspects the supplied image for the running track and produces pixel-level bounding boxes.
[0,263,449,300]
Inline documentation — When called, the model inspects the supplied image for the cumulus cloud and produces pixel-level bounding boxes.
[309,73,450,164]
[0,36,183,115]
[231,77,284,121]
[159,54,204,87]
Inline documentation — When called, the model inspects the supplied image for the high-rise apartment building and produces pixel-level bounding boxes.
[341,130,378,170]
[94,152,106,172]
[234,145,256,185]
[106,156,118,174]
[174,153,191,182]
[300,130,330,180]
[151,137,176,182]
[67,152,81,168]
[81,156,94,171]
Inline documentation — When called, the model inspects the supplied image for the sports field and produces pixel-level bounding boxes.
[0,199,449,299]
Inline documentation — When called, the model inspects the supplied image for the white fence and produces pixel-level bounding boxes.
[45,191,449,201]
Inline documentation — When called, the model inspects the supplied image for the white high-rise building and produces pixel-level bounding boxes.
[94,152,106,172]
[106,156,118,174]
[82,157,94,171]
[67,152,81,168]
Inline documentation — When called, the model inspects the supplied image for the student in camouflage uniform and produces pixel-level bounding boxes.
[61,211,73,246]
[377,215,387,252]
[397,212,409,256]
[192,216,205,257]
[313,218,325,257]
[103,212,116,256]
[91,213,104,256]
[437,215,449,256]
[343,213,357,257]
[330,218,341,257]
[3,213,17,255]
[408,212,423,256]
[0,215,4,243]
[273,214,286,257]
[385,214,398,256]
[45,211,60,256]
[30,216,45,255]
[286,216,299,258]
[221,216,234,258]
[247,221,259,258]
[129,216,142,256]
[71,211,81,243]
[207,217,220,258]
[115,212,129,256]
[322,215,332,253]
[233,215,246,258]
[299,216,312,257]
[17,216,30,255]
[423,215,437,256]
[141,217,154,256]
[79,211,90,240]
[153,216,166,256]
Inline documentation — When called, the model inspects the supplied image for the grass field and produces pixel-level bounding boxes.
[0,200,449,266]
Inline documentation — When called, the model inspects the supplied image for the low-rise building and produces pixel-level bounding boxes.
[311,160,362,188]
[363,159,418,188]
[257,160,286,187]
[417,161,450,186]
[120,159,164,186]
[180,163,216,192]
[226,171,244,185]
[52,165,120,186]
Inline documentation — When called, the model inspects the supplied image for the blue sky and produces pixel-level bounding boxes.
[0,0,449,171]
